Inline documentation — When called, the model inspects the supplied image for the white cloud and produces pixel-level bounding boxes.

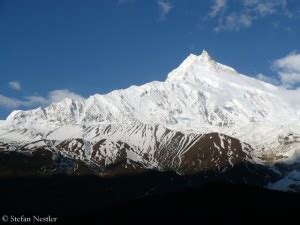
[256,73,278,84]
[0,95,21,108]
[210,0,291,31]
[273,52,300,72]
[8,81,21,91]
[0,89,84,109]
[209,0,227,18]
[24,96,49,106]
[158,0,173,19]
[215,12,253,31]
[255,2,277,16]
[278,88,300,111]
[243,0,288,15]
[272,52,300,87]
[254,1,290,17]
[47,89,84,103]
[278,72,300,87]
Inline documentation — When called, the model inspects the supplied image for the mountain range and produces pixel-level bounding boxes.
[1,50,299,192]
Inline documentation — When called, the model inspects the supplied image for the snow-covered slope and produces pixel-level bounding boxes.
[0,50,299,190]
[6,51,297,131]
[2,50,299,156]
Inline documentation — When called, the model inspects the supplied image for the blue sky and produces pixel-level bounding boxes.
[0,0,300,118]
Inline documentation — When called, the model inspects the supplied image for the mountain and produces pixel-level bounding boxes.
[0,50,299,191]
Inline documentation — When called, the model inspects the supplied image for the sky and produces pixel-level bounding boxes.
[0,0,300,119]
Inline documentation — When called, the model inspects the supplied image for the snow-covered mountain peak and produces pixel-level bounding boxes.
[198,49,212,61]
[166,50,238,82]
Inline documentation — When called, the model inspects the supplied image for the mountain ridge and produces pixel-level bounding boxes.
[4,50,297,133]
[1,50,300,191]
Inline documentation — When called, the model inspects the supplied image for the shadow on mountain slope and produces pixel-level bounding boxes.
[1,141,299,223]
